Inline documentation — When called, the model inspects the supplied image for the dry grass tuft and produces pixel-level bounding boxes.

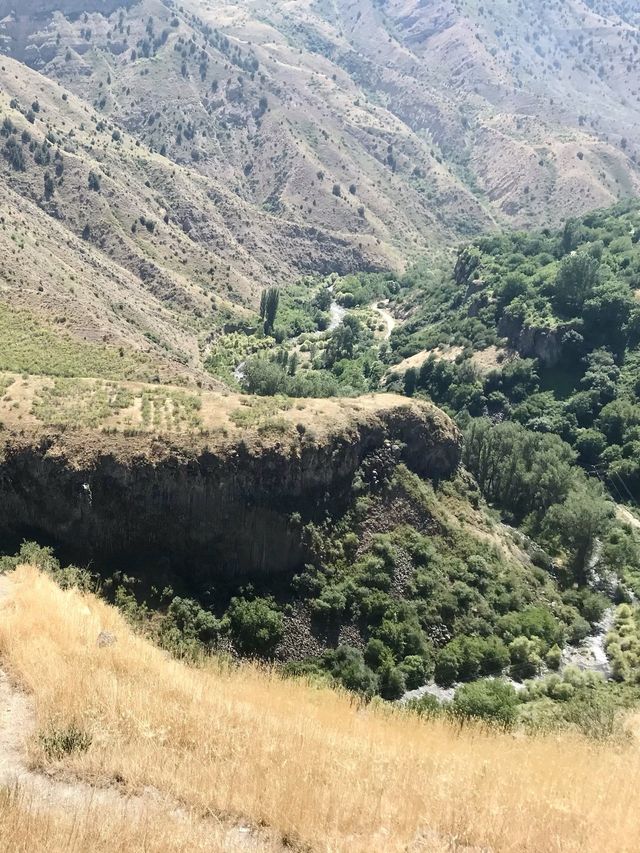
[1,566,639,852]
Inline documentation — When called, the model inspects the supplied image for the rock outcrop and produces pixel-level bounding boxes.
[498,314,580,368]
[0,401,460,579]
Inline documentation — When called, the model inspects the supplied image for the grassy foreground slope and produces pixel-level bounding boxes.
[0,789,270,853]
[1,565,639,852]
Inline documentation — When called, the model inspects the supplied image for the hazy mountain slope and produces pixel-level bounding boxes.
[0,0,493,261]
[247,0,640,224]
[0,0,638,376]
[1,0,638,266]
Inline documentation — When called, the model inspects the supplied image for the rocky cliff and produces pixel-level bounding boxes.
[498,314,580,369]
[0,400,460,579]
[0,0,138,66]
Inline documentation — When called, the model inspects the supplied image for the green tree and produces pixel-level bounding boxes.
[403,367,417,397]
[451,679,518,727]
[259,287,280,333]
[242,358,286,395]
[434,644,460,686]
[543,481,614,583]
[553,252,599,316]
[226,596,283,657]
[378,663,406,699]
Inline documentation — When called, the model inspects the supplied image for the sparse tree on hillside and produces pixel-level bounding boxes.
[259,286,280,333]
[404,367,417,397]
[43,171,54,200]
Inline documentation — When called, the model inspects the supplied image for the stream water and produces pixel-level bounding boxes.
[328,301,346,331]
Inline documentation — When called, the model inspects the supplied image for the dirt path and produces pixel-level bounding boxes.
[0,574,277,851]
[372,301,396,340]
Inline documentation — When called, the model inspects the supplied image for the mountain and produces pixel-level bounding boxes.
[0,0,638,377]
[3,0,639,239]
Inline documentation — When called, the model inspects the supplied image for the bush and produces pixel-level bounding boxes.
[499,606,565,651]
[405,693,442,718]
[324,645,377,696]
[435,635,509,685]
[364,638,394,671]
[479,636,511,675]
[545,643,562,670]
[399,655,430,689]
[434,644,460,686]
[310,585,347,620]
[378,663,406,699]
[157,596,218,659]
[451,679,519,728]
[40,724,92,760]
[509,636,543,680]
[226,596,283,657]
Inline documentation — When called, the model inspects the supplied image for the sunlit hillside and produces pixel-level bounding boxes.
[0,566,638,853]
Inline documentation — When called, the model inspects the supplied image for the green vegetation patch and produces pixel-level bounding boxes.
[0,302,155,380]
[32,379,134,428]
[137,388,202,431]
[30,378,202,432]
[229,395,292,429]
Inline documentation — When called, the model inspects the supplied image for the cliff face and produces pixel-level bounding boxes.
[498,315,580,368]
[0,402,460,578]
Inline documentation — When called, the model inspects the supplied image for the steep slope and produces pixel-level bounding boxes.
[0,52,396,375]
[0,0,494,255]
[0,0,637,372]
[251,0,640,224]
[1,0,635,248]
[0,565,639,852]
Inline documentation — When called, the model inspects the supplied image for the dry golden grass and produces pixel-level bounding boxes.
[1,566,640,852]
[0,785,269,853]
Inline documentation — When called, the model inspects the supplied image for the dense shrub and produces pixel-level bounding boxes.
[226,596,283,657]
[324,645,377,696]
[451,679,519,727]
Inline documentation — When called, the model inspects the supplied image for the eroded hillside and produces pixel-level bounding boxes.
[1,0,637,248]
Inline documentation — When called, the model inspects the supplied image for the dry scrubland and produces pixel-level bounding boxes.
[0,567,639,852]
[0,371,429,441]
